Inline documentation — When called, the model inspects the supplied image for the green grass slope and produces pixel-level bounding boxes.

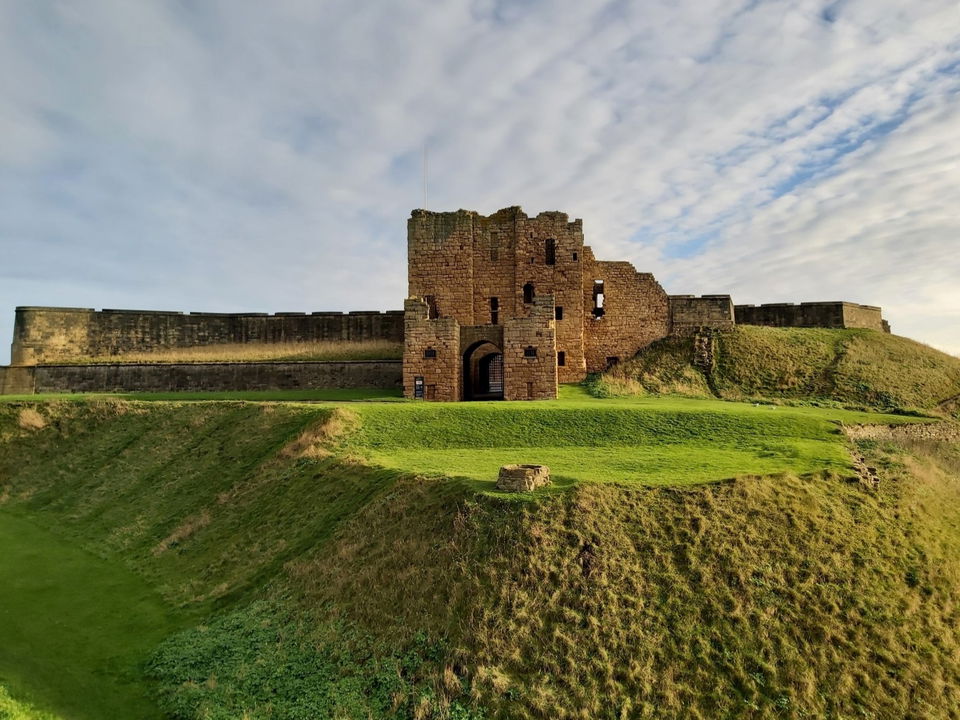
[0,397,957,719]
[0,513,184,720]
[615,326,960,412]
[0,685,60,720]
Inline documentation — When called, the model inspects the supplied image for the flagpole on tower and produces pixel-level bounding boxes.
[423,143,428,211]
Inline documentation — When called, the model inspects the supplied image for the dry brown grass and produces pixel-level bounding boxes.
[279,408,359,461]
[17,407,46,431]
[153,510,212,556]
[289,453,960,720]
[65,340,403,364]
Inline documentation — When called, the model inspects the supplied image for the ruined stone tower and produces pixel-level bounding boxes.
[402,206,674,401]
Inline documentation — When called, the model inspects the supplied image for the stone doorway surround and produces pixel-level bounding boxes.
[462,339,504,401]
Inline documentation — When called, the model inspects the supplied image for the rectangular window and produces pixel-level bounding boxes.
[524,346,537,357]
[424,295,439,319]
[592,281,605,318]
[555,306,563,321]
[557,351,566,366]
[545,238,556,265]
[490,297,499,325]
[424,348,437,358]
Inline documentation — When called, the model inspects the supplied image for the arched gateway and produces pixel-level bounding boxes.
[463,340,504,401]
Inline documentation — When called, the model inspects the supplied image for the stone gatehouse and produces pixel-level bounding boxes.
[402,207,679,401]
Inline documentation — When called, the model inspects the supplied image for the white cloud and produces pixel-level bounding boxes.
[1,0,958,363]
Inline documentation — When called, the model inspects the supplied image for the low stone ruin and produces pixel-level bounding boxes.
[496,464,551,492]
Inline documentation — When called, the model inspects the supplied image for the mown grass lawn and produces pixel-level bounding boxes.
[346,385,921,487]
[1,384,922,489]
[0,512,189,720]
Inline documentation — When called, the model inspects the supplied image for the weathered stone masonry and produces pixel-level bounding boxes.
[28,360,401,394]
[11,307,404,366]
[403,207,675,400]
[734,302,887,332]
[401,206,889,401]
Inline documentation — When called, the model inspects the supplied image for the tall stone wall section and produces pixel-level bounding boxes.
[407,211,477,329]
[582,253,671,372]
[402,298,461,402]
[11,306,404,365]
[503,295,558,400]
[500,209,586,384]
[0,366,36,395]
[734,302,886,332]
[841,303,888,332]
[669,295,735,335]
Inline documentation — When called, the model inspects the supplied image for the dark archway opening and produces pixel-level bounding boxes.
[463,341,504,401]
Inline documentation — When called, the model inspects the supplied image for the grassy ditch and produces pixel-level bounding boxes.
[0,513,186,720]
[0,395,954,719]
[0,686,60,720]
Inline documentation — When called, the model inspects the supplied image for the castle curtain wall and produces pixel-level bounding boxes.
[581,253,672,373]
[11,307,404,366]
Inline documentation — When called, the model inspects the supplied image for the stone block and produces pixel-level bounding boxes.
[496,464,551,492]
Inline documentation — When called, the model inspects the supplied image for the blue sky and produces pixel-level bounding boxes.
[2,0,959,363]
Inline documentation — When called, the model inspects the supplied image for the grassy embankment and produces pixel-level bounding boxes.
[608,326,960,414]
[0,686,59,720]
[52,339,404,365]
[0,513,185,719]
[2,388,958,719]
[0,387,405,404]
